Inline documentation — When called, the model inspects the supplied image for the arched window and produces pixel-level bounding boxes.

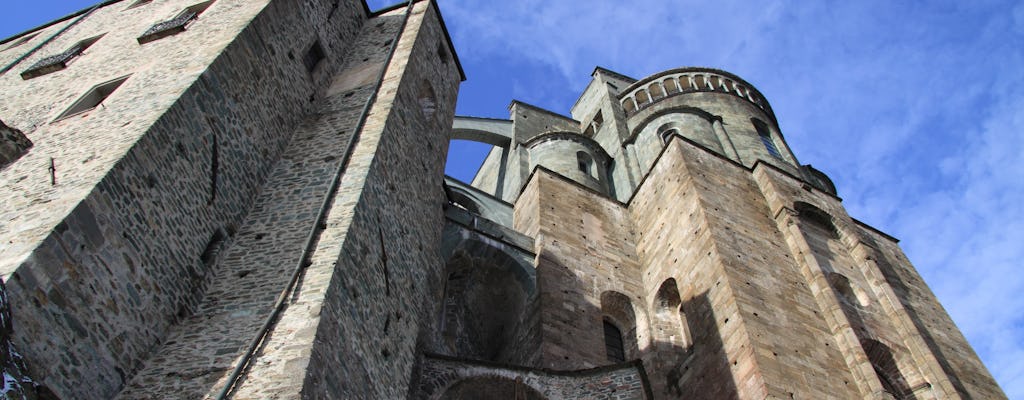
[603,319,626,362]
[657,122,683,145]
[659,129,679,144]
[654,279,690,348]
[576,151,594,177]
[827,272,870,308]
[794,201,839,238]
[752,118,782,158]
[862,339,912,399]
[601,291,640,363]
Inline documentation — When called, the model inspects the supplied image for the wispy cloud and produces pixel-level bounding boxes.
[443,0,1024,396]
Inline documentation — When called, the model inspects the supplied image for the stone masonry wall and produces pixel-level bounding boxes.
[628,137,863,399]
[753,162,1007,399]
[1,0,370,398]
[860,225,1006,398]
[260,2,463,398]
[628,138,765,399]
[414,355,649,400]
[514,169,645,371]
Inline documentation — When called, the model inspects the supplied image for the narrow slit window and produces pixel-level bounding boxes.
[138,1,215,44]
[753,119,782,158]
[54,75,130,121]
[303,40,326,72]
[22,34,105,79]
[604,320,626,363]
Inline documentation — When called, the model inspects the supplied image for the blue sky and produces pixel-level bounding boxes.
[5,0,1023,396]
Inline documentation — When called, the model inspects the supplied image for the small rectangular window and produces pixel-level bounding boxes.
[303,40,325,73]
[21,34,105,79]
[54,75,130,121]
[137,1,215,44]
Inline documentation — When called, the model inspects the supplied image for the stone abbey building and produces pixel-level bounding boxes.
[0,0,1007,399]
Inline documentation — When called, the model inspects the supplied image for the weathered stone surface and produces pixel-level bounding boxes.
[0,0,1006,399]
[0,119,31,169]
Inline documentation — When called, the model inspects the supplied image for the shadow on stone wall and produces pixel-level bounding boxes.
[643,291,739,400]
[871,249,971,398]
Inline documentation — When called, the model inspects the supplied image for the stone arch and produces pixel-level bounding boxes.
[862,339,914,399]
[827,272,870,308]
[794,201,839,238]
[657,122,682,144]
[600,291,641,361]
[438,238,536,363]
[438,376,547,400]
[652,279,690,349]
[447,188,482,215]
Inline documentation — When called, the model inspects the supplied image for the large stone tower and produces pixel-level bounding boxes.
[0,0,1006,399]
[434,66,1007,399]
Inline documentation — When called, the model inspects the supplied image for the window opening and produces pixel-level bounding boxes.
[660,128,679,144]
[753,119,782,158]
[125,0,153,10]
[200,228,229,267]
[22,34,105,79]
[137,1,215,44]
[576,151,594,176]
[303,40,325,72]
[2,32,39,52]
[657,122,683,145]
[604,319,625,363]
[53,75,130,121]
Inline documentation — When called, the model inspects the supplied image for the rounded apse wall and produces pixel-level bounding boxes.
[524,132,610,194]
[620,68,799,172]
[630,109,721,173]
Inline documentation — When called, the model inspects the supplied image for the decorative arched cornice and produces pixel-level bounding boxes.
[617,66,778,126]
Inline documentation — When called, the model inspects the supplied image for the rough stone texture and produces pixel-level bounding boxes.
[115,13,390,399]
[0,0,372,398]
[0,119,32,169]
[515,170,647,372]
[414,354,649,400]
[251,3,462,398]
[0,1,1007,399]
[461,64,1005,399]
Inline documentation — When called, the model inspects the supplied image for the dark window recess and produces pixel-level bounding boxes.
[200,228,228,267]
[53,75,130,121]
[303,40,326,72]
[753,119,782,158]
[21,34,104,80]
[2,32,39,52]
[660,128,679,144]
[125,0,154,10]
[137,1,214,44]
[604,320,626,362]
